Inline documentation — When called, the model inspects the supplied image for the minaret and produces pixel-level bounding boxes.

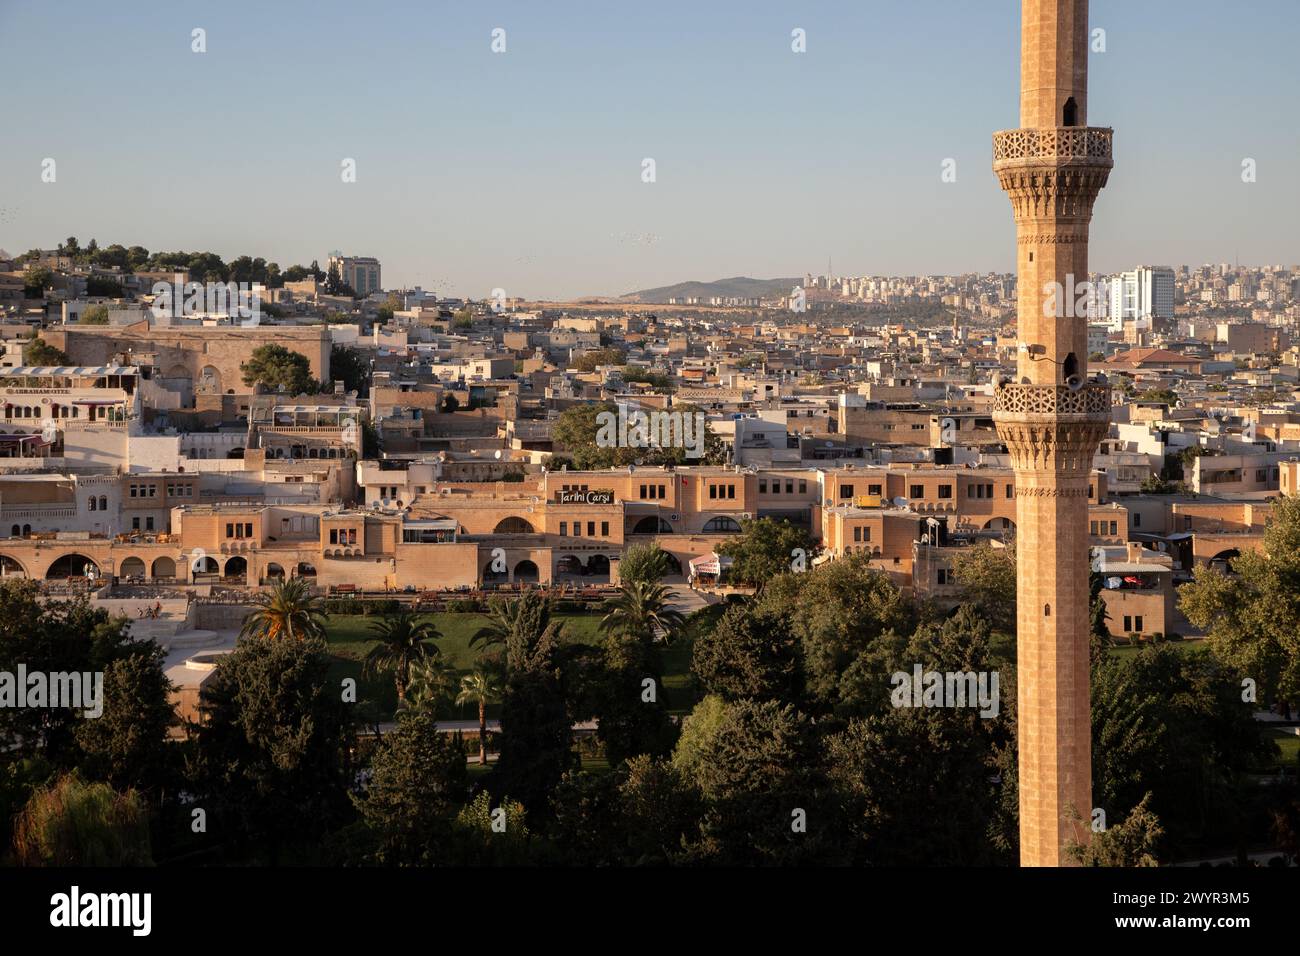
[991,0,1112,867]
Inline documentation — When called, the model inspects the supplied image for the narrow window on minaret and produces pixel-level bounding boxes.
[1063,97,1078,127]
[1044,604,1051,618]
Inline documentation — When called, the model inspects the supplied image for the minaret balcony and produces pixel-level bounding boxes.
[992,127,1113,169]
[991,381,1111,424]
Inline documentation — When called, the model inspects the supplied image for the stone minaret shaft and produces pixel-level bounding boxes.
[991,0,1112,867]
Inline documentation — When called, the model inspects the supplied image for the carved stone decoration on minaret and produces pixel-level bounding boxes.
[991,0,1112,867]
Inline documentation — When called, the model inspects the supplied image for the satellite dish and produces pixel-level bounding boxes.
[494,450,502,460]
[891,496,909,509]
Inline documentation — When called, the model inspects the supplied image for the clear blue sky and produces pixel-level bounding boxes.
[1,0,1296,299]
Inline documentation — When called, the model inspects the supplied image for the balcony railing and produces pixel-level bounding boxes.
[992,127,1113,163]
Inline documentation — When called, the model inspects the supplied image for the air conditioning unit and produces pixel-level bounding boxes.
[670,513,680,522]
[741,513,752,520]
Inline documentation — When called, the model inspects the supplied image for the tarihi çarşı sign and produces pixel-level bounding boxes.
[557,489,615,505]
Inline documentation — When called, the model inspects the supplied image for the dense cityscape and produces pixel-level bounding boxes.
[0,0,1294,940]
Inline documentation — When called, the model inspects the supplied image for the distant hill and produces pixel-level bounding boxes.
[621,276,799,304]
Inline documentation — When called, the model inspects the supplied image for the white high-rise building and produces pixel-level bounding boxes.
[1106,266,1174,330]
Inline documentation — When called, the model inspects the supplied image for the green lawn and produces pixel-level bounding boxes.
[325,610,699,722]
[1264,728,1300,770]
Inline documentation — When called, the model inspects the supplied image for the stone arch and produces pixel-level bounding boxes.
[1208,549,1239,574]
[702,515,742,534]
[483,559,507,585]
[984,517,1016,532]
[0,554,28,578]
[264,562,285,581]
[198,365,222,393]
[296,562,317,578]
[513,559,540,583]
[45,553,99,580]
[119,556,146,579]
[632,515,673,534]
[556,554,584,577]
[586,554,611,578]
[224,555,248,582]
[493,516,535,534]
[151,556,177,579]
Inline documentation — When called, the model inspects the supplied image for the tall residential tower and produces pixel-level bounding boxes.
[991,0,1113,867]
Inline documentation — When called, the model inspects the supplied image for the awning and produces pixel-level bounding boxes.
[688,552,733,575]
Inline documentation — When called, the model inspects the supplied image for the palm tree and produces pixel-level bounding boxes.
[455,666,503,765]
[363,609,441,705]
[470,592,563,672]
[600,579,686,645]
[402,655,458,717]
[239,577,327,641]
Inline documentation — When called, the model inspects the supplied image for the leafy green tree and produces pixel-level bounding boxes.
[188,636,353,862]
[618,754,702,863]
[78,304,110,325]
[240,343,315,395]
[757,554,915,711]
[75,647,176,795]
[618,541,672,587]
[21,265,52,298]
[549,770,625,864]
[691,600,802,703]
[0,580,140,764]
[671,695,730,783]
[1068,793,1163,866]
[23,337,71,366]
[552,402,624,470]
[621,367,674,390]
[1180,493,1300,705]
[681,698,835,864]
[363,609,440,706]
[451,791,532,865]
[329,345,368,395]
[827,703,1013,865]
[1091,645,1272,851]
[13,773,152,866]
[352,712,467,864]
[716,517,813,590]
[324,263,354,297]
[91,243,130,270]
[492,664,575,815]
[239,577,328,641]
[572,347,627,372]
[949,540,1017,635]
[475,594,575,812]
